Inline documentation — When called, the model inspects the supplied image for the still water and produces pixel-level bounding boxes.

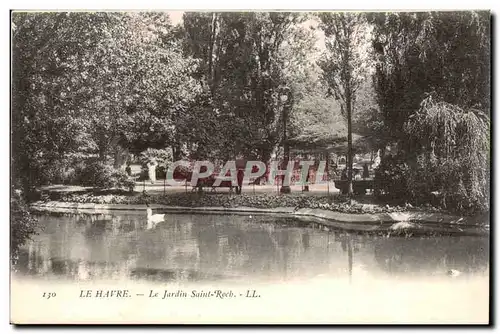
[15,212,489,283]
[11,211,490,324]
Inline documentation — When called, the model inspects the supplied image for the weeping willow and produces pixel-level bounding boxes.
[405,96,490,213]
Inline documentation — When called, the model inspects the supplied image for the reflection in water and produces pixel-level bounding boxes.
[14,212,489,284]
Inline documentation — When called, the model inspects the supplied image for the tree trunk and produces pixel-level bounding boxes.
[172,143,182,161]
[98,144,107,162]
[346,91,354,195]
[208,13,219,94]
[97,129,109,162]
[280,95,291,194]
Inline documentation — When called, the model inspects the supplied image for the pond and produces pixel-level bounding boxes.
[11,211,490,324]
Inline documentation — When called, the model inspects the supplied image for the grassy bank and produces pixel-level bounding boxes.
[36,189,449,215]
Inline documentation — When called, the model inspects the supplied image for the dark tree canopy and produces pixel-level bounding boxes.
[368,11,490,148]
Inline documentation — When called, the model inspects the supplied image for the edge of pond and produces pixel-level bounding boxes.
[30,201,489,237]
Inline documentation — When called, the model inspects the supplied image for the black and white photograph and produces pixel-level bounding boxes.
[9,9,491,324]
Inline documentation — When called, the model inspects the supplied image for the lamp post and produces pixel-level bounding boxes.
[280,90,291,194]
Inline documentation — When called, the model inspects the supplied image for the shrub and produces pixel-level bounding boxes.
[405,97,490,213]
[138,148,173,181]
[376,97,490,213]
[374,154,410,202]
[138,148,173,167]
[111,169,136,192]
[23,157,77,186]
[10,186,38,259]
[138,165,168,181]
[74,159,135,192]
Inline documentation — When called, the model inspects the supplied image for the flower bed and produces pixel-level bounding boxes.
[40,190,446,215]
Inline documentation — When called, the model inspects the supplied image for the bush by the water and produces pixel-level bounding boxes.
[18,156,81,187]
[10,187,38,258]
[374,154,410,200]
[74,160,135,192]
[375,97,490,214]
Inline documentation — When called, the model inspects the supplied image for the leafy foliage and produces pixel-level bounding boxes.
[404,97,490,212]
[10,187,39,257]
[318,13,373,106]
[138,148,173,166]
[181,12,313,161]
[367,11,490,213]
[11,12,200,191]
[138,148,174,180]
[374,154,410,200]
[74,160,135,192]
[374,97,490,213]
[369,11,490,148]
[289,89,345,147]
[317,12,373,192]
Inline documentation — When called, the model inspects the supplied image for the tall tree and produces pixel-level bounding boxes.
[405,96,490,212]
[12,12,201,191]
[12,12,114,190]
[368,11,490,212]
[368,11,490,150]
[108,12,201,159]
[318,12,372,194]
[181,12,311,164]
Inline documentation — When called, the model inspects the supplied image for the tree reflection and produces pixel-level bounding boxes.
[302,232,310,250]
[337,233,354,282]
[373,237,489,275]
[14,213,490,284]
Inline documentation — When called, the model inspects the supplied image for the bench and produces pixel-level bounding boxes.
[180,173,236,193]
[334,179,374,195]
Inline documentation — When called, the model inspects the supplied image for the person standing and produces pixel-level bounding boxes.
[372,149,381,169]
[148,160,157,184]
[125,162,132,177]
[237,169,244,194]
[363,163,370,180]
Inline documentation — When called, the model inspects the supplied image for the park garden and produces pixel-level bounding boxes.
[11,11,490,256]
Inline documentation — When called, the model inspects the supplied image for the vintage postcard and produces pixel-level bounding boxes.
[10,10,490,324]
